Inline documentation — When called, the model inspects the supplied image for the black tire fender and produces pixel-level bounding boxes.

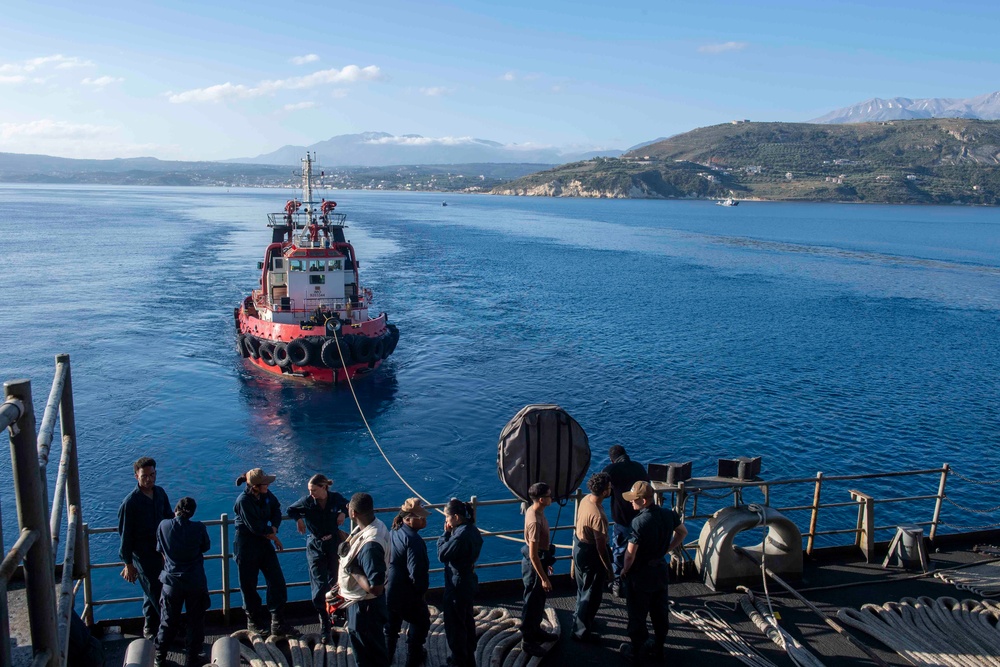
[244,336,260,359]
[258,341,276,366]
[273,342,292,368]
[286,338,315,367]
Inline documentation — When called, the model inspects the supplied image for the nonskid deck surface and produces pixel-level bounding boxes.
[25,541,994,667]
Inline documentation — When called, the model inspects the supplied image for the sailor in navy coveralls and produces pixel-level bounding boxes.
[436,499,483,667]
[117,456,173,638]
[620,481,687,665]
[154,497,211,667]
[385,498,431,667]
[286,473,349,641]
[233,467,297,637]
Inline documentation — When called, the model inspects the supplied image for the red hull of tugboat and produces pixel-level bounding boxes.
[235,307,392,383]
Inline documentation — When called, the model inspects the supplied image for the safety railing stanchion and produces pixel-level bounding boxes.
[5,378,59,667]
[930,463,949,542]
[58,354,86,580]
[82,525,95,626]
[220,513,231,624]
[806,472,823,555]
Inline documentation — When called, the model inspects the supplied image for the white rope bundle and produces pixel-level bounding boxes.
[670,605,780,667]
[936,562,1000,597]
[738,592,826,667]
[229,605,559,667]
[837,596,1000,667]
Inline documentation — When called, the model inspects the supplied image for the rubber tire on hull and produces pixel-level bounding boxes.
[321,337,352,368]
[258,341,276,366]
[286,338,316,367]
[236,334,249,358]
[244,335,260,359]
[371,337,385,362]
[273,342,292,369]
[385,324,400,356]
[352,336,374,364]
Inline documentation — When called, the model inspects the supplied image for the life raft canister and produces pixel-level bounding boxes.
[497,405,591,503]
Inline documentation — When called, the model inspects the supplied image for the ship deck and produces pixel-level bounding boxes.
[11,534,999,667]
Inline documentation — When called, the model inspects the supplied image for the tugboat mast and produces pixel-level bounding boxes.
[301,152,316,219]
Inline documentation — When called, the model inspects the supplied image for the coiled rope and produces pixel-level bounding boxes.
[737,589,825,667]
[836,596,1000,667]
[229,604,560,667]
[935,554,1000,597]
[670,604,779,667]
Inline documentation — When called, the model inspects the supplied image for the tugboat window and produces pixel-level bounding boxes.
[309,275,326,285]
[308,260,323,271]
[327,260,342,271]
[289,260,303,271]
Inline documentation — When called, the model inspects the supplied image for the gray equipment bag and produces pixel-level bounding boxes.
[497,404,591,502]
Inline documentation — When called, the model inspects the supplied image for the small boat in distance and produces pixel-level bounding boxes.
[234,153,399,383]
[716,197,739,207]
[442,201,448,206]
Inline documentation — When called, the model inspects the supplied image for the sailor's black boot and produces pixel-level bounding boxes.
[270,612,301,639]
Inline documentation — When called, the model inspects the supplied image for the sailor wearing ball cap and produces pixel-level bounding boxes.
[233,467,299,638]
[619,481,687,665]
[385,498,431,667]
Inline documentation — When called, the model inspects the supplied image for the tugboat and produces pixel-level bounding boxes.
[716,197,739,207]
[234,153,399,382]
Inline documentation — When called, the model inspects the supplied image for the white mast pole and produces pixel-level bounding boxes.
[302,153,314,217]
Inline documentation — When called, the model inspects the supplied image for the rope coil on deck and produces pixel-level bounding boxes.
[836,596,1000,667]
[224,605,559,667]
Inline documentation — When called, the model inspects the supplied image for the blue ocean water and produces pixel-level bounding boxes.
[2,185,999,615]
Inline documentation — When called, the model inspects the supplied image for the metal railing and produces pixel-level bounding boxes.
[661,466,950,558]
[2,354,86,667]
[78,465,954,623]
[79,494,580,625]
[0,356,959,640]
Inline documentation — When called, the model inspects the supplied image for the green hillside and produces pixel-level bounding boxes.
[492,119,1000,205]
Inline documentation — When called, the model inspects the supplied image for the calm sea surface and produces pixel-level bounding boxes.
[2,185,999,614]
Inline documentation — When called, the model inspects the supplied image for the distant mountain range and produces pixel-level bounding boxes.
[812,91,1000,124]
[226,132,623,166]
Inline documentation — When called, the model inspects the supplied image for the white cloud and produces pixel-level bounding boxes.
[0,119,113,141]
[698,41,748,54]
[169,65,383,103]
[419,86,452,97]
[0,54,95,74]
[82,76,124,89]
[502,71,516,81]
[290,54,320,65]
[283,101,316,111]
[0,75,28,84]
[330,89,349,99]
[364,135,478,147]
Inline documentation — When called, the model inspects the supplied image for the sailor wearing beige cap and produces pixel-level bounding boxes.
[385,498,431,667]
[233,468,298,638]
[619,481,687,665]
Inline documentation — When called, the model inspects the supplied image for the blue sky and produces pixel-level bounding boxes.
[1,0,998,160]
